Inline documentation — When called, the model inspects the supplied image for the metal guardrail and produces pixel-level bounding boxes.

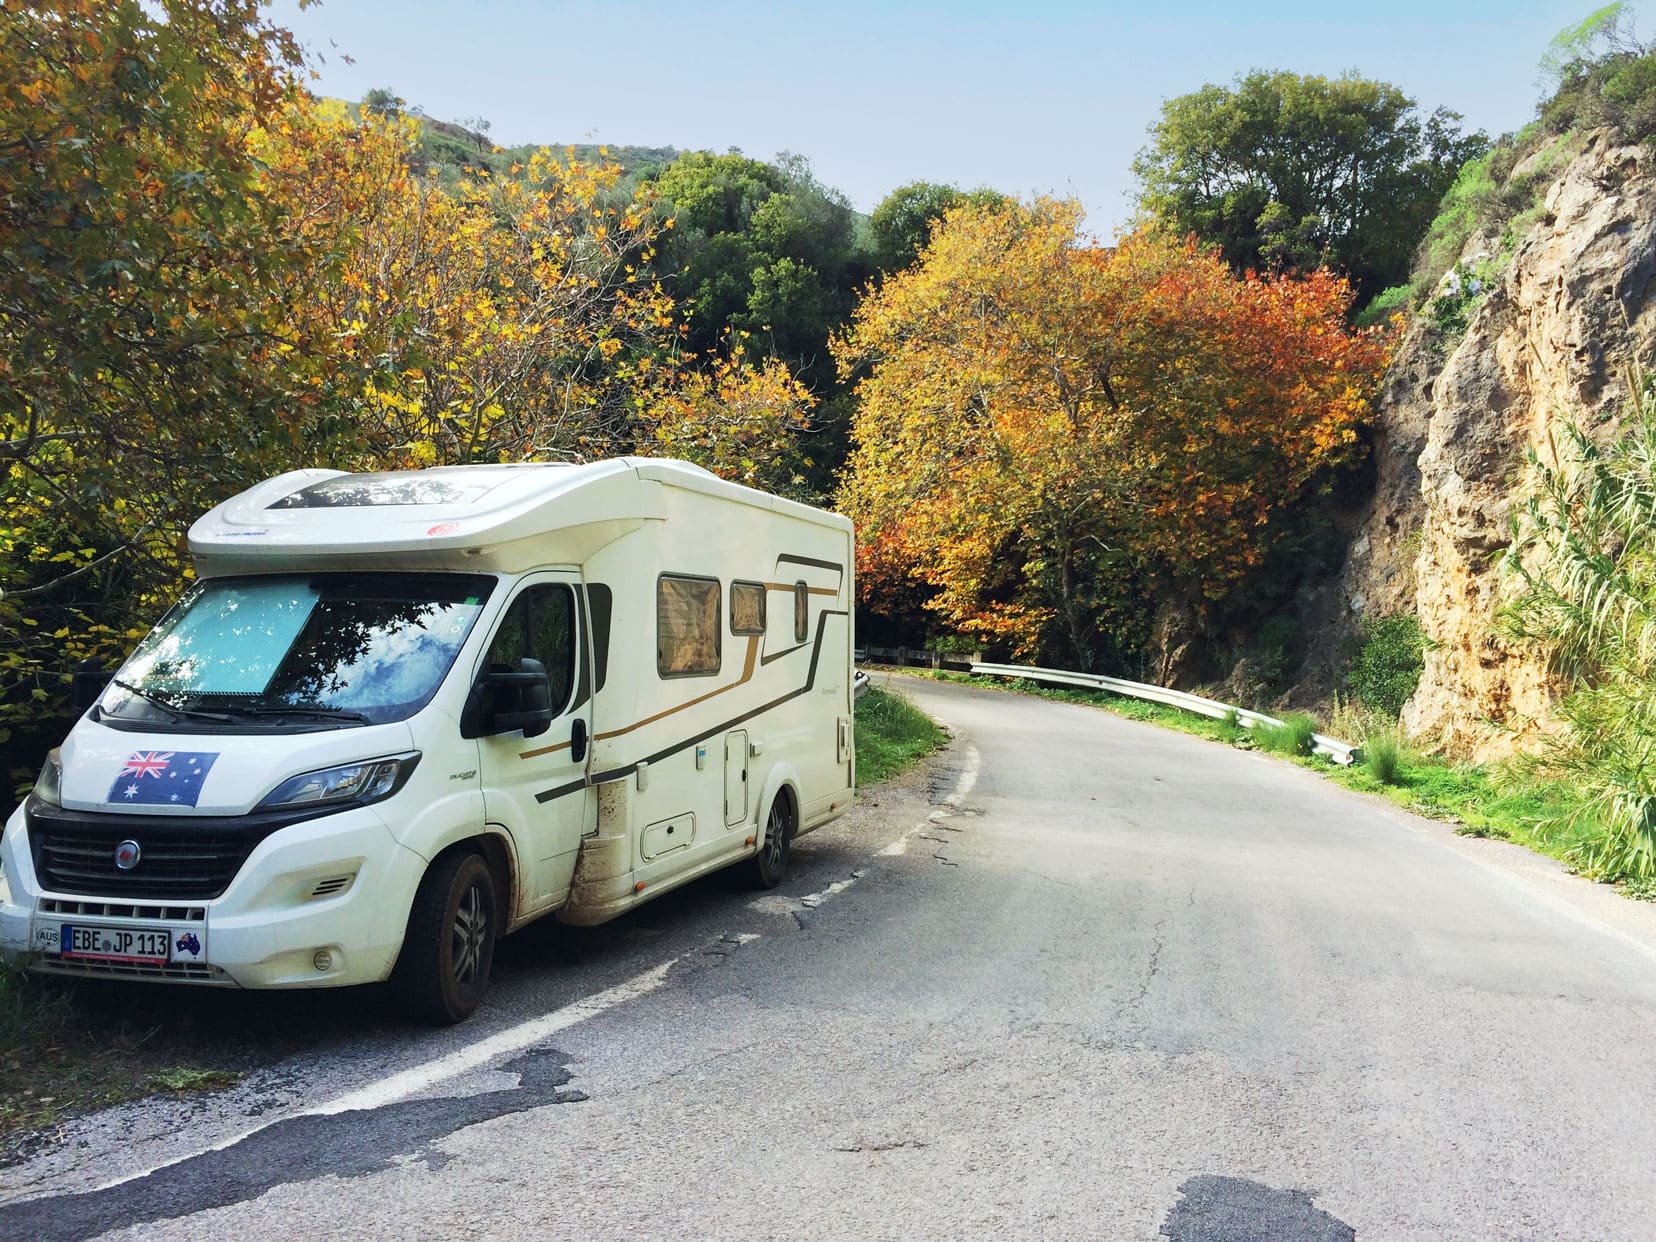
[969,662,1357,765]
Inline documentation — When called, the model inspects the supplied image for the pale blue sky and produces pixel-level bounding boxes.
[265,0,1645,234]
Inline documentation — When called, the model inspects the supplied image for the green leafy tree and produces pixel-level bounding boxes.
[869,182,1007,272]
[645,151,870,392]
[362,87,405,117]
[643,150,875,493]
[1134,70,1488,303]
[1539,3,1641,88]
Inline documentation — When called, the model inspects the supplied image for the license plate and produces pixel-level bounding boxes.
[60,923,178,964]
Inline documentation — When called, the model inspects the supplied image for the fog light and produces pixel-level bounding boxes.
[313,949,332,972]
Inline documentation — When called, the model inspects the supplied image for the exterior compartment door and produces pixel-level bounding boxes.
[724,730,748,827]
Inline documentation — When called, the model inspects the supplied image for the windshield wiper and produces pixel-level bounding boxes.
[235,703,375,725]
[107,677,235,724]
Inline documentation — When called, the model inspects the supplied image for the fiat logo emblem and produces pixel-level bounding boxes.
[114,840,142,871]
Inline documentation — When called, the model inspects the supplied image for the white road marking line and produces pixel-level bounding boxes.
[55,744,989,1199]
[875,742,981,856]
[81,934,760,1196]
[800,874,862,909]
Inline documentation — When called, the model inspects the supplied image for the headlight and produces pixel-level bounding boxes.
[258,753,419,810]
[31,750,63,807]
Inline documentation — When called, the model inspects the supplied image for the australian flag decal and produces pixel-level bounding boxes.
[107,751,219,807]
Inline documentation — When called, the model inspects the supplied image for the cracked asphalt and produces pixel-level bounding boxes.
[7,672,1656,1239]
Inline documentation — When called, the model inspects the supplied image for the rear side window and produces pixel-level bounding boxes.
[730,581,766,635]
[658,575,721,677]
[794,581,809,643]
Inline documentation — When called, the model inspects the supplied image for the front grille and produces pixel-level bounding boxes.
[33,824,255,899]
[25,799,322,901]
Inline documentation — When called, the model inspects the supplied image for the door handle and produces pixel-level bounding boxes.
[571,717,588,764]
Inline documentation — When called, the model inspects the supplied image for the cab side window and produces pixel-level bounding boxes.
[486,585,576,714]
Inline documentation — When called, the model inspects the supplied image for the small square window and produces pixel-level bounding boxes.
[730,581,766,635]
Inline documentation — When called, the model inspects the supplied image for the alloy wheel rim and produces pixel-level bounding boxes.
[765,806,786,868]
[451,882,487,985]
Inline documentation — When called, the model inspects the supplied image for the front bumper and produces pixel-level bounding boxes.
[1,802,426,989]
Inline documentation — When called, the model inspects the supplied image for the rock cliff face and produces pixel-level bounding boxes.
[1335,129,1656,759]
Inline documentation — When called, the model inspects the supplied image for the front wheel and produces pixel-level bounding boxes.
[392,850,497,1025]
[749,795,793,889]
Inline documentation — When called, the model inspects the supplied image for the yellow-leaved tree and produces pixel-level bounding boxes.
[837,199,1390,670]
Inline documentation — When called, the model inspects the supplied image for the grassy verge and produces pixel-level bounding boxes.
[887,668,1634,894]
[855,684,948,785]
[0,962,248,1144]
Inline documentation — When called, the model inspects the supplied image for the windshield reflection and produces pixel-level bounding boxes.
[101,574,495,728]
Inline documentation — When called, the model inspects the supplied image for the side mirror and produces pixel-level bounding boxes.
[461,658,554,739]
[71,658,112,712]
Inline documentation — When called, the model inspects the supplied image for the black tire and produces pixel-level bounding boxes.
[392,850,497,1025]
[750,794,793,889]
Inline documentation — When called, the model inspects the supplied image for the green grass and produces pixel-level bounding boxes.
[148,1066,242,1093]
[0,962,245,1140]
[1362,728,1404,785]
[854,685,947,784]
[1254,712,1317,757]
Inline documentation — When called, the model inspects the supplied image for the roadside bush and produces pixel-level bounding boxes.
[1256,712,1318,757]
[1348,614,1427,719]
[1217,707,1244,743]
[1362,727,1405,785]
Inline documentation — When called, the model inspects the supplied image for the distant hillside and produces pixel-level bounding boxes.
[327,98,681,189]
[418,114,681,184]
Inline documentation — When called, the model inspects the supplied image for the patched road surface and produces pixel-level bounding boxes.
[5,674,1656,1240]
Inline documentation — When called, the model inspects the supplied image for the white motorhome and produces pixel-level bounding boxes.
[0,459,856,1022]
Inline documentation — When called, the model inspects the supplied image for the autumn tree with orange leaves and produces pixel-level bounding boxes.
[836,200,1390,671]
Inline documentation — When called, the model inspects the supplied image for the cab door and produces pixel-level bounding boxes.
[474,575,594,913]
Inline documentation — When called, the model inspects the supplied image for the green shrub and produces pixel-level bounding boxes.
[1354,282,1415,329]
[1240,614,1300,701]
[1502,390,1656,881]
[1362,727,1405,785]
[1256,711,1318,757]
[1419,152,1501,291]
[1348,614,1427,718]
[1283,712,1318,756]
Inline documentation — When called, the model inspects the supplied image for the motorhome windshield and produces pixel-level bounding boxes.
[99,573,496,728]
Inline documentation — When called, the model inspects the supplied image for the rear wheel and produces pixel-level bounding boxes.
[750,795,793,889]
[392,850,497,1025]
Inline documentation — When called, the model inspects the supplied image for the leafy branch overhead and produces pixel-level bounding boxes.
[0,0,814,762]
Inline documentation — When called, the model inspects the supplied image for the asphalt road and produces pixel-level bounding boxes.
[4,673,1656,1240]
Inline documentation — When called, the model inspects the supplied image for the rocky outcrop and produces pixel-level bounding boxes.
[1335,129,1656,759]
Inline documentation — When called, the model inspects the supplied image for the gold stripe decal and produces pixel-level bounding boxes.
[519,634,762,759]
